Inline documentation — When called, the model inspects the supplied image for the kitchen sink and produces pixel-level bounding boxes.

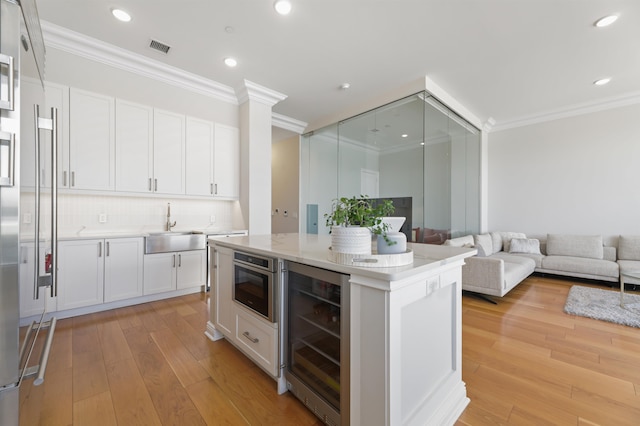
[144,231,206,254]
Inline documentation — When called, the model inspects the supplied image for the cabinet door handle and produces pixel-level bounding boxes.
[63,170,67,187]
[148,178,152,191]
[172,254,176,268]
[242,331,259,343]
[98,241,102,257]
[154,178,158,192]
[210,183,213,195]
[214,183,218,195]
[106,242,110,256]
[178,254,181,267]
[71,171,75,187]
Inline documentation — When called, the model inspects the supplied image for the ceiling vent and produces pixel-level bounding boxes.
[149,39,171,54]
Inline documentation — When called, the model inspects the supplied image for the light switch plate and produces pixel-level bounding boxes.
[99,213,107,223]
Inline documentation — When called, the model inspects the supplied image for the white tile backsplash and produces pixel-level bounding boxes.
[21,192,241,237]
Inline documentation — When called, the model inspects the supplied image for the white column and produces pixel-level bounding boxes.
[236,80,287,235]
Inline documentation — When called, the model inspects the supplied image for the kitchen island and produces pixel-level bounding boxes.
[207,233,475,426]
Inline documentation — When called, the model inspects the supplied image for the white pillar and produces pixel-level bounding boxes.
[236,80,287,235]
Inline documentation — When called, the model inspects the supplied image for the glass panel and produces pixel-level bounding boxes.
[298,91,481,240]
[300,125,338,235]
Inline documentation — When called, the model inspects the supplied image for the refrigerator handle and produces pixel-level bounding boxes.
[0,53,15,110]
[50,107,58,297]
[33,105,58,299]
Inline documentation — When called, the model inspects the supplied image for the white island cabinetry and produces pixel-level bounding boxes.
[207,233,475,426]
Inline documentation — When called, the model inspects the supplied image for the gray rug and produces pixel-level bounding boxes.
[564,285,640,328]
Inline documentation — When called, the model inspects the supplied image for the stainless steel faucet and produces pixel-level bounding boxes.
[166,202,177,231]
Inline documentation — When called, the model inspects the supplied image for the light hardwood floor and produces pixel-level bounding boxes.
[18,276,640,425]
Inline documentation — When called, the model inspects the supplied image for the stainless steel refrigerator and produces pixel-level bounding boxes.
[0,1,57,424]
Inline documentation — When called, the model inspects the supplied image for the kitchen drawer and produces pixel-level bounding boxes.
[235,310,278,377]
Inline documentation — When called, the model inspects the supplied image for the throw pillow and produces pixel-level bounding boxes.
[501,232,526,252]
[473,234,493,257]
[509,238,541,254]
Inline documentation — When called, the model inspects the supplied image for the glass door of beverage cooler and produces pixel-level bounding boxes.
[285,262,349,425]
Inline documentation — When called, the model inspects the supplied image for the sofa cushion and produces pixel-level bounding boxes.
[618,235,640,261]
[541,255,618,278]
[443,235,474,248]
[546,234,603,259]
[509,238,541,255]
[473,234,493,257]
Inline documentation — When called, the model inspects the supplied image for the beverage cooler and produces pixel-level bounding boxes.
[284,262,350,426]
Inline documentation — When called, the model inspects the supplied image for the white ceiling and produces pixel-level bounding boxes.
[35,0,640,135]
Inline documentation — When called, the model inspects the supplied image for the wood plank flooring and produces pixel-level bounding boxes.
[18,275,640,425]
[457,275,640,426]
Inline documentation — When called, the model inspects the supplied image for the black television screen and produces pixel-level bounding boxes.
[370,197,413,242]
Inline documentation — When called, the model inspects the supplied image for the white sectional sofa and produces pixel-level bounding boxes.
[444,232,629,298]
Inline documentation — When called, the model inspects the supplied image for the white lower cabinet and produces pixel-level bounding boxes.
[57,237,144,311]
[57,239,105,311]
[235,309,279,376]
[143,250,205,295]
[213,246,234,335]
[104,238,144,302]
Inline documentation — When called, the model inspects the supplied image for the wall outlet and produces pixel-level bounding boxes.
[209,215,216,223]
[99,213,107,223]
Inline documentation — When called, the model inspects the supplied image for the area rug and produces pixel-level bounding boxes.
[564,285,640,328]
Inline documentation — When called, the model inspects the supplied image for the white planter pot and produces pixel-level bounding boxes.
[330,226,372,255]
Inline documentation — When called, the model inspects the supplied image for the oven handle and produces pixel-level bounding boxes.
[233,260,275,276]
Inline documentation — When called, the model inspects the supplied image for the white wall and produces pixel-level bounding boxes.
[488,103,640,239]
[272,136,299,233]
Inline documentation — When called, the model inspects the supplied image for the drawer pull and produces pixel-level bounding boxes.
[242,331,259,343]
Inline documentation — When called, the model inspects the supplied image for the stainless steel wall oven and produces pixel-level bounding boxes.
[233,251,276,322]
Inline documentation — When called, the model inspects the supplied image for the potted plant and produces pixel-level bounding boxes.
[324,195,396,255]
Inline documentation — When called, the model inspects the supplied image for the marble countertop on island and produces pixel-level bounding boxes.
[209,232,476,282]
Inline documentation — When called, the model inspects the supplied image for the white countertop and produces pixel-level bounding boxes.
[209,233,476,281]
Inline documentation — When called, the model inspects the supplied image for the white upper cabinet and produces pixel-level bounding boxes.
[213,123,240,199]
[69,88,115,190]
[185,116,214,196]
[153,109,185,194]
[115,99,154,193]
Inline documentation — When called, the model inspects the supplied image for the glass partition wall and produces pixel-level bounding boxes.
[300,91,480,243]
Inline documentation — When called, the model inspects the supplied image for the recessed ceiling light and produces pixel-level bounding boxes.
[111,8,131,22]
[339,83,351,90]
[420,142,425,146]
[401,134,408,138]
[274,0,292,15]
[594,78,611,86]
[594,15,618,27]
[224,57,238,68]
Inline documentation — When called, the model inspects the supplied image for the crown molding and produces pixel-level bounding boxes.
[236,79,287,106]
[491,91,640,132]
[272,112,307,133]
[40,20,238,104]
